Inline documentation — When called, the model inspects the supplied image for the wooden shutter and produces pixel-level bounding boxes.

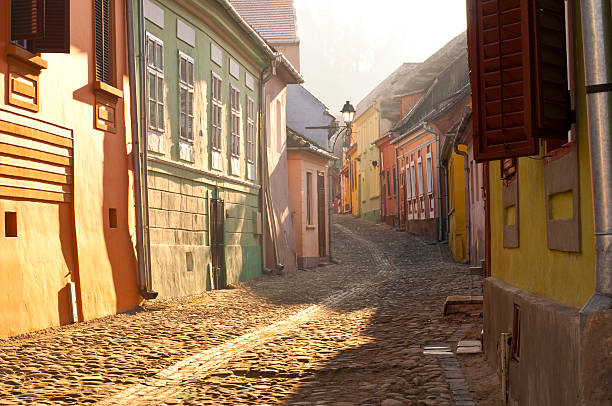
[468,0,569,161]
[33,0,70,53]
[532,0,569,138]
[95,0,111,83]
[11,0,45,41]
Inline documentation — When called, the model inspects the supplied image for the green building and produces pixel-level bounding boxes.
[133,0,277,298]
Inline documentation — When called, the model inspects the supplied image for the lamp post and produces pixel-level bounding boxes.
[306,101,355,263]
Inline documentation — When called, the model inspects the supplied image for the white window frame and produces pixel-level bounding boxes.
[406,166,411,199]
[417,156,424,197]
[426,152,433,194]
[211,72,223,152]
[246,97,255,164]
[230,85,241,158]
[146,33,165,134]
[178,51,194,142]
[410,161,416,198]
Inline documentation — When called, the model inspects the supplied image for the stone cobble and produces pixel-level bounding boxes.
[0,215,499,405]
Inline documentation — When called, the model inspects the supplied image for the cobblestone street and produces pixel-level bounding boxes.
[0,216,500,405]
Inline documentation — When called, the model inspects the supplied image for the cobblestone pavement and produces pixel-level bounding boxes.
[0,215,500,405]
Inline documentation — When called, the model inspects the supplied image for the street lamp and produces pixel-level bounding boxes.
[341,100,356,126]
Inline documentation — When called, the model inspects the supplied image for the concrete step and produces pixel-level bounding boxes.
[443,295,484,316]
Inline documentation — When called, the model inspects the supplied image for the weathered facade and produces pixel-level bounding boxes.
[138,0,273,297]
[0,0,140,337]
[468,0,612,403]
[374,133,397,226]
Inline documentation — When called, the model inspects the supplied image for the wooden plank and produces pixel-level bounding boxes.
[0,142,71,166]
[0,185,71,202]
[0,163,72,184]
[0,119,73,148]
[11,78,36,98]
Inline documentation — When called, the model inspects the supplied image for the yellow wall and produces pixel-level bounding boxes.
[488,11,595,308]
[353,105,380,220]
[448,147,466,262]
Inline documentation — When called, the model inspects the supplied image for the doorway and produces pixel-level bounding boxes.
[210,198,225,289]
[317,172,326,257]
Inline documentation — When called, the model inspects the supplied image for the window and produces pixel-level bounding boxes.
[406,167,411,199]
[95,0,113,85]
[246,98,255,163]
[386,171,391,195]
[417,156,424,196]
[108,208,117,229]
[512,305,521,361]
[393,168,397,195]
[410,162,416,198]
[211,73,223,151]
[426,153,433,194]
[10,0,70,53]
[230,86,241,157]
[468,0,569,161]
[5,212,17,237]
[178,52,194,141]
[146,34,164,133]
[306,172,312,225]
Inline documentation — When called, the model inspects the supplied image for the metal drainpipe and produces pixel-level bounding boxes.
[580,0,612,313]
[423,124,444,242]
[132,0,157,299]
[395,147,401,228]
[453,137,471,264]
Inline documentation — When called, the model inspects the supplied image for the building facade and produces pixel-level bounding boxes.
[374,133,397,226]
[468,0,611,403]
[138,0,275,297]
[0,0,140,336]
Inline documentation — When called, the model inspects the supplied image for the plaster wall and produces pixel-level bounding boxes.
[353,106,380,221]
[274,43,300,72]
[265,77,297,274]
[287,150,329,265]
[378,137,397,224]
[464,126,486,266]
[141,0,268,297]
[286,84,332,149]
[447,147,466,261]
[0,1,139,336]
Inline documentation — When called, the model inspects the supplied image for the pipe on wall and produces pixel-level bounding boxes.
[130,0,157,299]
[580,0,612,310]
[423,124,444,242]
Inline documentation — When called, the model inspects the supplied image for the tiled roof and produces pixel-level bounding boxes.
[229,0,298,44]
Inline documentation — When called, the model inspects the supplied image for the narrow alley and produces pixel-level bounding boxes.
[0,216,498,405]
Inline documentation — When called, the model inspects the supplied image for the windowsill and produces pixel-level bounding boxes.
[544,141,576,164]
[7,44,47,70]
[94,81,123,99]
[306,224,316,229]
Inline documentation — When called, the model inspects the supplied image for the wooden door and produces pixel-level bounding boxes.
[317,173,326,257]
[210,198,225,289]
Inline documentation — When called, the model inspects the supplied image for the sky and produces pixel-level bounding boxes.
[294,0,467,115]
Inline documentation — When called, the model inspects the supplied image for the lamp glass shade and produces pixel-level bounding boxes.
[341,101,356,124]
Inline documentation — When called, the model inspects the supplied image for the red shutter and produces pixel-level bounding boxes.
[11,0,45,41]
[532,0,569,138]
[469,0,538,161]
[33,0,70,53]
[468,0,569,162]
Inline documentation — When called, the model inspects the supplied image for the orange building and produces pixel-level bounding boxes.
[0,1,141,337]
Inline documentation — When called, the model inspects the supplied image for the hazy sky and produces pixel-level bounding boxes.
[294,0,467,114]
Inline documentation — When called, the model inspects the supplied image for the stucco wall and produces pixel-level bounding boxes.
[286,84,331,149]
[353,106,380,221]
[448,148,466,262]
[0,1,139,336]
[287,150,329,266]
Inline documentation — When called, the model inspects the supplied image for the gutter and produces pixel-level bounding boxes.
[130,0,157,299]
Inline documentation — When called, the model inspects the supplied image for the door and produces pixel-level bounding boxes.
[317,173,326,257]
[210,198,225,289]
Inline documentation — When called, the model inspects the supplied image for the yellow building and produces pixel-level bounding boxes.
[443,145,467,262]
[468,0,611,404]
[352,104,381,221]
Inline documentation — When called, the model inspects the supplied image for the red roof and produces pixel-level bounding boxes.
[229,0,298,44]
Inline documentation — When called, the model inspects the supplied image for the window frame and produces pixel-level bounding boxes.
[178,51,194,142]
[94,0,115,86]
[146,32,165,134]
[246,97,255,164]
[230,85,241,158]
[211,71,223,152]
[306,172,313,226]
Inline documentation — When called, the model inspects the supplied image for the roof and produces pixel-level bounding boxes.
[229,0,299,44]
[287,127,336,161]
[213,0,303,83]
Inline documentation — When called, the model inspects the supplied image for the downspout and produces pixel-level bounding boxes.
[453,137,471,264]
[395,147,401,228]
[130,0,156,299]
[580,0,612,311]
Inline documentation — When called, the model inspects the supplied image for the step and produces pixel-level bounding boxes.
[443,295,484,316]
